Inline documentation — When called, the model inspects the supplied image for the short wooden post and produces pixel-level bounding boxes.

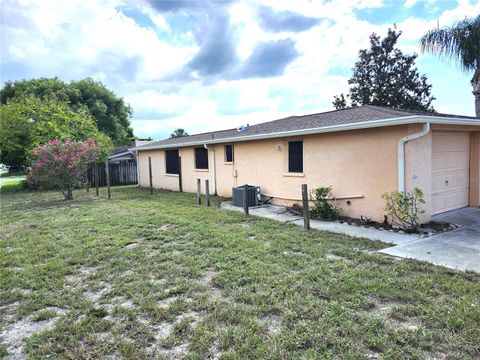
[95,163,99,197]
[105,162,111,199]
[302,184,310,230]
[243,184,249,216]
[178,156,183,192]
[205,179,210,207]
[148,156,153,194]
[196,179,201,206]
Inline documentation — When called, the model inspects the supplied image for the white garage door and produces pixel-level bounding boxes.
[431,132,470,215]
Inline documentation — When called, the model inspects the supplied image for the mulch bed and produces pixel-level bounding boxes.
[288,204,458,237]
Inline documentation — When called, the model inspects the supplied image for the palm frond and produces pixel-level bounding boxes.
[420,16,480,73]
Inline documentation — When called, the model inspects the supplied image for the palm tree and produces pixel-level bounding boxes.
[420,16,480,117]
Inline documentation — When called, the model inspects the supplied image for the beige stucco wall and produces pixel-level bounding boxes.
[137,124,479,223]
[405,124,432,221]
[405,124,480,220]
[469,131,480,207]
[138,147,214,194]
[220,127,410,221]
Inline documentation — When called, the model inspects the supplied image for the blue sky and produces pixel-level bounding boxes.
[1,0,478,140]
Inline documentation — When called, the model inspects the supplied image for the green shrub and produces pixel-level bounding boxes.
[310,186,340,221]
[381,188,425,231]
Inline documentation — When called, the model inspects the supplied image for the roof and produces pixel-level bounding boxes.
[109,151,134,161]
[111,146,130,156]
[131,105,479,151]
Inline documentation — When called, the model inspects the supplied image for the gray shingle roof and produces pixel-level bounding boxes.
[134,105,478,150]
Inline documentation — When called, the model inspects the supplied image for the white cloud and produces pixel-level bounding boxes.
[1,0,477,141]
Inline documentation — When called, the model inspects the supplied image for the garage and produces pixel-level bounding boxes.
[431,132,470,215]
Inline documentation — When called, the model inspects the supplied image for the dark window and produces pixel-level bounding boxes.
[288,141,303,173]
[165,149,179,174]
[195,147,209,169]
[225,144,234,162]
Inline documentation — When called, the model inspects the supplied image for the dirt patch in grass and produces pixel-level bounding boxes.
[84,283,113,303]
[199,269,223,301]
[261,314,282,335]
[325,253,343,260]
[158,296,178,309]
[155,224,176,231]
[123,242,139,249]
[1,316,58,358]
[369,299,420,331]
[1,304,67,359]
[65,266,98,284]
[156,342,189,358]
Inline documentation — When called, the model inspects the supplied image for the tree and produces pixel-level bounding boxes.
[28,138,103,200]
[170,128,189,138]
[0,77,134,144]
[420,16,480,117]
[332,94,347,110]
[0,96,110,170]
[333,28,435,112]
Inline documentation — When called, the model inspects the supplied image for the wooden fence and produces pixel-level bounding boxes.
[87,159,137,187]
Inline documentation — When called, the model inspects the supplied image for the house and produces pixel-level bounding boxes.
[109,139,153,163]
[130,105,480,223]
[87,139,153,187]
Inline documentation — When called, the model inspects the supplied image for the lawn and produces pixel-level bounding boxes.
[0,179,26,193]
[1,187,479,359]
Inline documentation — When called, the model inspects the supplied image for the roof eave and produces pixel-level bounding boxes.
[108,151,132,159]
[129,115,479,152]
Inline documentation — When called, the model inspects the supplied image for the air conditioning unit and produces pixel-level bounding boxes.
[232,185,261,207]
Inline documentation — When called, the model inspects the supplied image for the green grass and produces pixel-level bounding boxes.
[1,187,479,359]
[0,170,26,178]
[0,178,25,193]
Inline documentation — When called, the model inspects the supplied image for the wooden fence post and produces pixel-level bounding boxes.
[95,163,99,197]
[178,156,183,192]
[196,179,201,206]
[243,184,249,216]
[302,184,310,230]
[205,179,210,207]
[148,156,153,194]
[105,162,111,199]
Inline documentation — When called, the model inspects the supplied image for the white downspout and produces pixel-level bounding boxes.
[204,144,217,195]
[397,122,430,192]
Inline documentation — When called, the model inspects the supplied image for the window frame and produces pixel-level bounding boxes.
[194,147,209,170]
[224,144,234,163]
[165,149,180,175]
[288,140,304,173]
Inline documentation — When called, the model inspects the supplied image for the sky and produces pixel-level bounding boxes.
[1,0,479,140]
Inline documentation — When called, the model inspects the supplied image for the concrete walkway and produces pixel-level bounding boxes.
[220,202,419,246]
[379,207,480,272]
[220,202,480,273]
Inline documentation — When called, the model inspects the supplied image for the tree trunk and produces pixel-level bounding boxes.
[472,68,480,118]
[64,185,73,200]
[476,95,480,119]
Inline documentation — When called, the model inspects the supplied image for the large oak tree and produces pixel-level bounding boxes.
[0,96,110,170]
[0,78,134,144]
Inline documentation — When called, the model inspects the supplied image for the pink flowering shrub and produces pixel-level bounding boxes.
[28,138,102,199]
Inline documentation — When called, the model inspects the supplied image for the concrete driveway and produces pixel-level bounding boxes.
[379,207,480,272]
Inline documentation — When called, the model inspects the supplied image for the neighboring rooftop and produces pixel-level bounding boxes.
[132,105,479,150]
